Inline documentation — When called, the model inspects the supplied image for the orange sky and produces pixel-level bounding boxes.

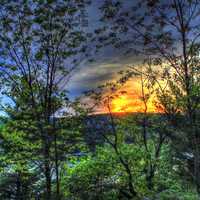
[92,77,161,114]
[111,81,159,113]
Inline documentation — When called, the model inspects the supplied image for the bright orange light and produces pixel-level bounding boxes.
[110,93,160,113]
[111,95,130,112]
[111,94,142,113]
[87,78,164,114]
[108,77,164,114]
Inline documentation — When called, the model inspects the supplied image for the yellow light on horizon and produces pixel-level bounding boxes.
[111,95,130,113]
[110,93,160,113]
[108,76,165,113]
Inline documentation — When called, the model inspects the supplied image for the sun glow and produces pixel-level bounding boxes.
[109,77,162,113]
[110,93,159,113]
[111,95,137,113]
[89,78,164,114]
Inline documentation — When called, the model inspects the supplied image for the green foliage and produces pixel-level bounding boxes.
[61,142,198,200]
[61,147,119,199]
[0,1,199,199]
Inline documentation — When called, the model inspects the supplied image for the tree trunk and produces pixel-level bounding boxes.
[54,133,60,199]
[44,142,51,200]
[146,166,154,190]
[16,173,22,200]
[193,126,200,196]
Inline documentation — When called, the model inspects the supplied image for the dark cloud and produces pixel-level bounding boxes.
[66,1,146,99]
[67,54,138,99]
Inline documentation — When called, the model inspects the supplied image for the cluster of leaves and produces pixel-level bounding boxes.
[62,143,198,200]
[0,0,200,199]
[56,114,198,200]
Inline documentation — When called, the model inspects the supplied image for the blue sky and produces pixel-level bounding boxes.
[0,0,144,113]
[66,0,142,99]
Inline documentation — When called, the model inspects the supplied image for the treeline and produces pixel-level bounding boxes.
[0,0,200,200]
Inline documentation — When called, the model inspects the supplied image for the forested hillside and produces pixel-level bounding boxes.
[0,0,200,200]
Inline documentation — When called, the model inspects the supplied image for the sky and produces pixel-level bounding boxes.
[1,0,199,115]
[66,1,158,113]
[0,0,162,115]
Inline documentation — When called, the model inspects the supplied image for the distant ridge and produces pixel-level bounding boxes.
[89,111,162,117]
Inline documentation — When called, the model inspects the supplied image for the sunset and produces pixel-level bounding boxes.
[109,92,156,113]
[90,77,162,114]
[0,1,200,199]
[111,95,133,113]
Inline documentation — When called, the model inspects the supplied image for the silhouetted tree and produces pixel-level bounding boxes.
[0,1,91,199]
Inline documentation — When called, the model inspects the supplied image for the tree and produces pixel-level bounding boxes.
[98,0,200,195]
[0,118,41,199]
[85,79,172,199]
[0,1,91,199]
[86,85,139,199]
[64,114,197,199]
